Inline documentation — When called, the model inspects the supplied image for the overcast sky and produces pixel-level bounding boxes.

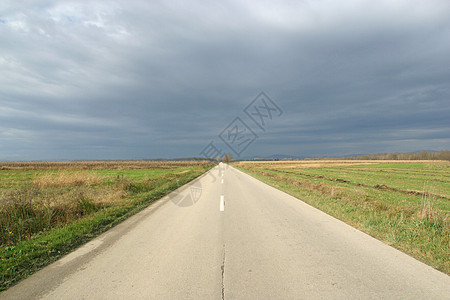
[1,0,449,160]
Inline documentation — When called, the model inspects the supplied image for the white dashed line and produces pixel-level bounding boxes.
[220,195,225,211]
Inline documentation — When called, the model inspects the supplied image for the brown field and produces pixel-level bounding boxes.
[235,160,447,168]
[0,160,211,170]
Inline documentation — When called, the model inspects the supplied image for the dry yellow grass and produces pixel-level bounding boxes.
[30,171,138,209]
[34,171,103,188]
[234,160,448,169]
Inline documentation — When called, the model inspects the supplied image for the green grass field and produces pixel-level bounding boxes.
[0,161,213,291]
[234,160,450,274]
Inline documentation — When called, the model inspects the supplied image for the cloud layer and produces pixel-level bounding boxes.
[1,0,449,160]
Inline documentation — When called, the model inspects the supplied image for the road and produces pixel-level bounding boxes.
[2,164,449,299]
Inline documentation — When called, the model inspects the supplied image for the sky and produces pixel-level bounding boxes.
[0,0,449,160]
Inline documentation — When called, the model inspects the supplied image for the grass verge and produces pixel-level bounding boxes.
[0,164,213,291]
[234,161,449,274]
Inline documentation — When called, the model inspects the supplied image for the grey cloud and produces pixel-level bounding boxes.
[1,0,449,160]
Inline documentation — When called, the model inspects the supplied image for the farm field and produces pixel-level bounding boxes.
[234,160,450,274]
[0,160,213,291]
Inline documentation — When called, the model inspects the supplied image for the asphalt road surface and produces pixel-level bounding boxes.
[2,164,449,299]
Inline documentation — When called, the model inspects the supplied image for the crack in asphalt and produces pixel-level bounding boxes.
[221,244,225,300]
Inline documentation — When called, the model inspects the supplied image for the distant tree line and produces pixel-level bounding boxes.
[216,153,234,163]
[340,150,450,161]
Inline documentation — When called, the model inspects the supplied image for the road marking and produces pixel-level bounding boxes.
[220,195,225,211]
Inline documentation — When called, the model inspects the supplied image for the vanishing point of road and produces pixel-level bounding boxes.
[2,164,449,299]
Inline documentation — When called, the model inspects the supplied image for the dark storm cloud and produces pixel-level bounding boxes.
[1,0,449,160]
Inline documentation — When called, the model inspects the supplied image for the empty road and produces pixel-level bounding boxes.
[2,164,449,299]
